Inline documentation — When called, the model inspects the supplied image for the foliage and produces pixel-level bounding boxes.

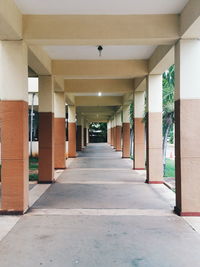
[29,157,38,181]
[89,122,107,142]
[164,159,175,177]
[162,65,175,174]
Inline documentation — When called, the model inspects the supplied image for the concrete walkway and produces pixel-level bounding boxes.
[0,143,200,266]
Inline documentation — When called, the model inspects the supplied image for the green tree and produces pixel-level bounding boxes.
[162,65,175,174]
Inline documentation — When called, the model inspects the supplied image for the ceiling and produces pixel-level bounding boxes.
[43,45,156,60]
[14,0,188,15]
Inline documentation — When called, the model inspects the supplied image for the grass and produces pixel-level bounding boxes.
[164,159,175,177]
[29,157,38,181]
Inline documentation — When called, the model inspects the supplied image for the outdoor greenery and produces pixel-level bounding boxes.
[162,65,175,175]
[164,159,175,178]
[29,157,38,181]
[89,122,107,142]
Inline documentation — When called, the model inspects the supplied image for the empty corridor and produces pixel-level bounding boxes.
[0,143,200,266]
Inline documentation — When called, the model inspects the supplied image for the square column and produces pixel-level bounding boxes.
[76,114,82,151]
[86,121,89,145]
[54,92,66,169]
[122,105,130,158]
[110,120,114,146]
[38,76,54,183]
[116,113,122,151]
[68,105,76,157]
[83,119,87,147]
[0,41,28,214]
[107,121,111,145]
[113,115,117,149]
[81,116,85,149]
[146,75,163,184]
[174,40,200,216]
[133,91,145,170]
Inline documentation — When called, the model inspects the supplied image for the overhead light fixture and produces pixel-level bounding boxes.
[97,45,103,57]
[98,92,102,96]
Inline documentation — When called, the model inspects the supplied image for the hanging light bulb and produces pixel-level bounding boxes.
[97,45,103,57]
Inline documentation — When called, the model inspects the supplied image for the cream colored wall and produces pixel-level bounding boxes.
[116,112,122,126]
[38,75,54,112]
[122,105,130,123]
[134,91,145,118]
[54,92,65,118]
[0,41,28,101]
[68,105,76,123]
[175,39,200,101]
[147,75,162,113]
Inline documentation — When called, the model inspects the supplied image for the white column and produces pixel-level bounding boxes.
[133,91,145,170]
[174,39,200,216]
[146,75,163,183]
[0,41,29,213]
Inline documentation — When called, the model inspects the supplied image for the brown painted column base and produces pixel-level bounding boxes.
[133,118,145,170]
[174,99,200,216]
[39,112,54,183]
[146,112,163,183]
[174,206,200,217]
[54,118,66,169]
[68,122,76,157]
[76,125,82,151]
[116,126,122,151]
[0,101,29,213]
[145,180,163,184]
[110,128,113,146]
[122,123,130,158]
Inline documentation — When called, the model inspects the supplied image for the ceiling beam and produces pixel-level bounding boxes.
[134,77,146,92]
[77,106,116,113]
[75,96,122,106]
[180,0,200,38]
[65,79,134,93]
[23,14,179,45]
[54,76,64,92]
[28,45,52,75]
[53,60,147,78]
[0,0,22,40]
[148,45,174,74]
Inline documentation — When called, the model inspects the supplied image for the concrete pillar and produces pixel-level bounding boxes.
[122,105,130,158]
[0,41,28,214]
[68,105,76,157]
[116,113,122,151]
[113,115,117,149]
[54,92,66,169]
[174,39,200,216]
[76,114,82,151]
[81,116,85,149]
[133,91,145,170]
[83,118,87,147]
[110,119,114,146]
[86,121,89,144]
[38,76,54,183]
[146,75,163,184]
[107,121,111,144]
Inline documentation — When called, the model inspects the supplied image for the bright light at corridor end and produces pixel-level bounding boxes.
[98,92,102,96]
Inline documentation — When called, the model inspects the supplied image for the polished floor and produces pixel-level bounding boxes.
[0,143,200,267]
